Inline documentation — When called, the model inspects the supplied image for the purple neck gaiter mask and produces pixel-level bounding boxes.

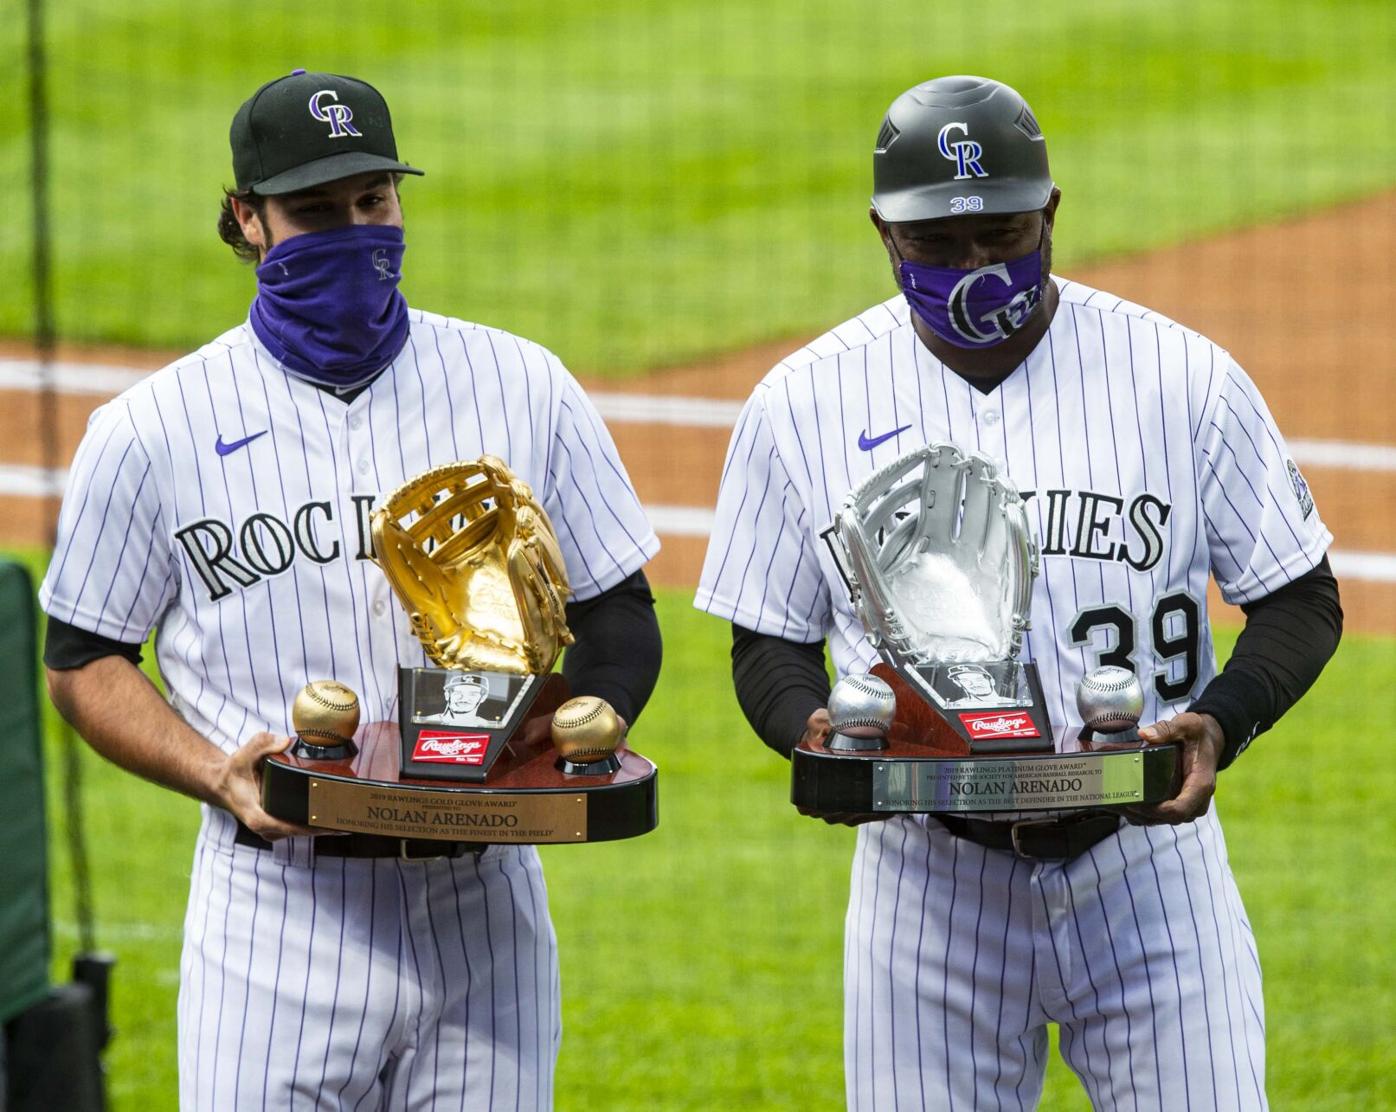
[250,225,410,390]
[898,247,1047,350]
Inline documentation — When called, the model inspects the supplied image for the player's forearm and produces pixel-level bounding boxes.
[562,569,662,724]
[731,624,832,759]
[46,655,230,806]
[1191,554,1343,767]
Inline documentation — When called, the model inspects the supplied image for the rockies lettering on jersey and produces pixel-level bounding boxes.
[1018,487,1171,568]
[174,495,382,599]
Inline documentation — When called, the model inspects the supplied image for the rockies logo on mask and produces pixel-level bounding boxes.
[948,264,1042,344]
[898,247,1047,351]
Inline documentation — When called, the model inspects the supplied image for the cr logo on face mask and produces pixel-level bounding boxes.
[308,90,362,138]
[937,122,988,180]
[372,249,394,280]
[948,264,1039,343]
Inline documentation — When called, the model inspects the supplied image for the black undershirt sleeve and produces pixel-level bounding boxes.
[46,568,664,731]
[1189,554,1342,769]
[44,616,144,670]
[561,569,662,726]
[730,623,831,759]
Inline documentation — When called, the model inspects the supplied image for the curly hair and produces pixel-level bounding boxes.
[217,187,265,263]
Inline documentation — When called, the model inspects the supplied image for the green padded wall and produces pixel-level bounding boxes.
[0,561,49,1024]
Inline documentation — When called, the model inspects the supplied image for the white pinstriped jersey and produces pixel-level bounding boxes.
[697,277,1328,1110]
[43,310,658,751]
[697,278,1330,735]
[41,308,658,1110]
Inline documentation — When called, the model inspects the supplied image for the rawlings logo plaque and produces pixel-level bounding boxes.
[958,711,1040,740]
[411,731,491,765]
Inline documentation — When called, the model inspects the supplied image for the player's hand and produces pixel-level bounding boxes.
[795,708,883,826]
[1121,712,1225,826]
[801,707,832,746]
[214,732,319,841]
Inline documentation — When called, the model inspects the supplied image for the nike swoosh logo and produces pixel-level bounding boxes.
[858,424,912,451]
[215,430,268,457]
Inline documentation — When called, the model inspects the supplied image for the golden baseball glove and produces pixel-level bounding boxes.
[370,457,574,674]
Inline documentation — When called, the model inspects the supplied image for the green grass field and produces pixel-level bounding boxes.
[31,588,1394,1110]
[6,2,1396,1107]
[2,1,1396,373]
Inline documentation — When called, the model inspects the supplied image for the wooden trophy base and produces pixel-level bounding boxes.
[264,720,657,844]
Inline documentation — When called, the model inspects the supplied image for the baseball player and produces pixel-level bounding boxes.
[696,75,1342,1109]
[424,672,491,725]
[41,69,662,1110]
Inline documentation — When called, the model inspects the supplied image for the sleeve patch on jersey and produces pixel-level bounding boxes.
[1285,459,1315,520]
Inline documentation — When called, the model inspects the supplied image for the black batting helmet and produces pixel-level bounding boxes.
[871,76,1053,223]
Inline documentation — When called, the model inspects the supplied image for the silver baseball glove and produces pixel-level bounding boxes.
[825,442,1037,664]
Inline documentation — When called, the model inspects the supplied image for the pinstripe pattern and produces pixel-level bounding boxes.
[177,817,560,1110]
[698,278,1323,1109]
[44,311,655,1109]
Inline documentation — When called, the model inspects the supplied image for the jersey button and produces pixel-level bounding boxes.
[357,458,371,475]
[982,409,1000,425]
[372,599,387,618]
[350,415,365,431]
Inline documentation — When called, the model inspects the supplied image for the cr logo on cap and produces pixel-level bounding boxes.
[937,122,987,181]
[308,90,362,138]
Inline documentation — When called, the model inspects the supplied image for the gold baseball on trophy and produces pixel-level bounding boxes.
[551,696,623,763]
[292,680,362,747]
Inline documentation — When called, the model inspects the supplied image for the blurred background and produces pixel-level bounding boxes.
[3,0,1394,1108]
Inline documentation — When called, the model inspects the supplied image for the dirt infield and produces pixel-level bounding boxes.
[5,191,1394,632]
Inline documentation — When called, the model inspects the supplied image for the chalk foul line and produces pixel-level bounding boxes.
[2,359,1395,582]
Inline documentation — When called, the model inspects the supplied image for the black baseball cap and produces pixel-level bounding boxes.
[230,69,425,195]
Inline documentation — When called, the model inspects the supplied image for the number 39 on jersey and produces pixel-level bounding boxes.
[1069,594,1201,702]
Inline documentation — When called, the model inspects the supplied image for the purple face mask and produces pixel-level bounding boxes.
[249,224,410,390]
[898,247,1046,350]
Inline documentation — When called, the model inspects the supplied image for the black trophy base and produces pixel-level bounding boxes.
[291,736,358,761]
[557,753,624,776]
[826,731,888,752]
[1079,725,1142,747]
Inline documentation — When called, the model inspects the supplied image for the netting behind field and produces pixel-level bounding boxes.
[8,2,1396,375]
[8,2,1396,1108]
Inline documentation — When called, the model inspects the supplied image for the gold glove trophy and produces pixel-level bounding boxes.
[792,443,1179,816]
[262,458,658,844]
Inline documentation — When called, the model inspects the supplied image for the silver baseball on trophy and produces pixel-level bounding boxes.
[1076,666,1145,745]
[826,674,897,751]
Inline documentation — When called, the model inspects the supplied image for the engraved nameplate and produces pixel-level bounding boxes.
[308,779,588,843]
[872,751,1148,813]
